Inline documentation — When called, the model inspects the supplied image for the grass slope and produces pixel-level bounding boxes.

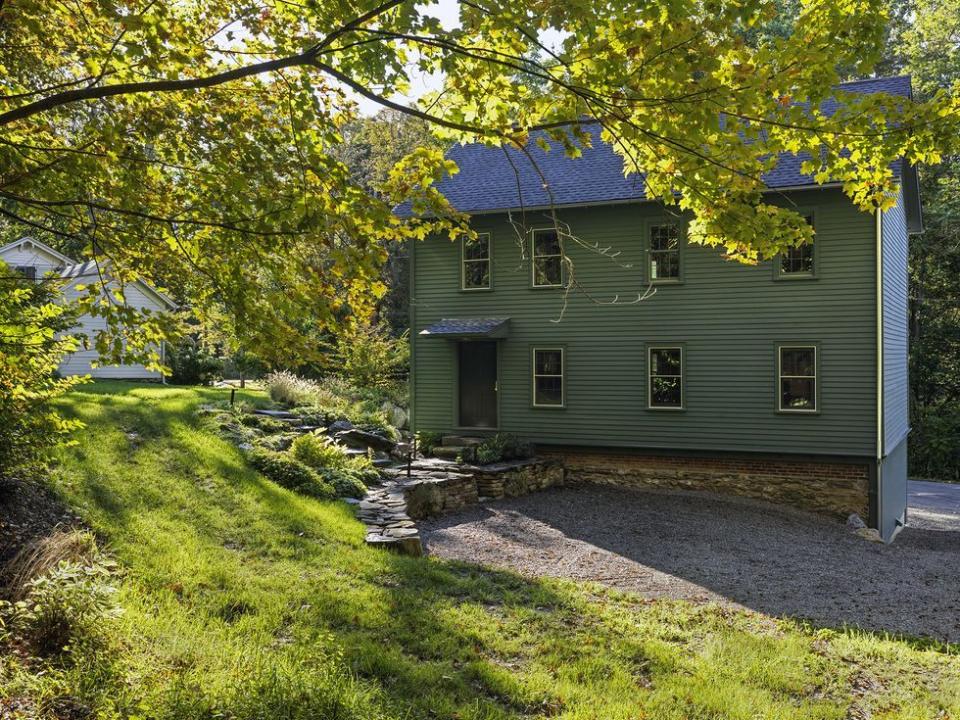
[4,381,959,718]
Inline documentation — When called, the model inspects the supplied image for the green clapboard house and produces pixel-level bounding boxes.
[409,76,922,542]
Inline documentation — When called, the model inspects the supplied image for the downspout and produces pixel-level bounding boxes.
[876,207,884,461]
[408,240,416,434]
[875,207,884,531]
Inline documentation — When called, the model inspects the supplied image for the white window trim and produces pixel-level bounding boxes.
[777,344,818,413]
[530,228,564,288]
[532,346,565,407]
[648,346,684,410]
[461,233,492,291]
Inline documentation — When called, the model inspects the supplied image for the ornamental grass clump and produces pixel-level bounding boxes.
[1,530,121,657]
[264,371,323,407]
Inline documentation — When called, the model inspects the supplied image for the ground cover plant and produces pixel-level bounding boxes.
[1,381,958,719]
[265,370,406,439]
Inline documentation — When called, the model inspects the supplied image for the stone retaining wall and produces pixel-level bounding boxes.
[472,459,565,500]
[402,460,563,520]
[540,450,870,519]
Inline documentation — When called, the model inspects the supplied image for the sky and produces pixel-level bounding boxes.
[354,0,566,116]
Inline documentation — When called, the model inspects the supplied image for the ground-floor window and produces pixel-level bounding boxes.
[648,346,683,409]
[778,345,817,412]
[532,347,564,407]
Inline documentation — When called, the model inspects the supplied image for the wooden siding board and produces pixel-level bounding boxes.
[881,188,910,454]
[413,189,878,457]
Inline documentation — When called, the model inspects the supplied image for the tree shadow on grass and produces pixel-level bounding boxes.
[52,383,956,717]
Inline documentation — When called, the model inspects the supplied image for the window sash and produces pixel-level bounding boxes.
[778,346,817,412]
[780,245,814,275]
[778,215,815,276]
[648,347,683,408]
[532,348,564,406]
[461,234,491,289]
[531,230,563,287]
[649,224,680,280]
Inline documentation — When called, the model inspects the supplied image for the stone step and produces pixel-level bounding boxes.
[253,409,300,420]
[432,445,472,461]
[365,533,423,556]
[441,435,485,448]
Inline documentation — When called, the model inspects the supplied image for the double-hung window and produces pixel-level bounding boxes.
[778,215,815,277]
[532,347,564,407]
[778,345,817,412]
[648,347,683,409]
[461,233,491,290]
[531,229,564,288]
[14,265,36,281]
[649,223,681,281]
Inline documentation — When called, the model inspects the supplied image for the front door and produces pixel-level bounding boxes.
[458,341,497,428]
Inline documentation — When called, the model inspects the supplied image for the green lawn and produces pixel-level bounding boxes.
[3,381,959,719]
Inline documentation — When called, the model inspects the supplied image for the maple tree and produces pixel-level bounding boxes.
[0,0,957,368]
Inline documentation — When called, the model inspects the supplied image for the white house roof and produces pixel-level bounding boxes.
[4,237,177,309]
[0,236,76,265]
[61,258,177,310]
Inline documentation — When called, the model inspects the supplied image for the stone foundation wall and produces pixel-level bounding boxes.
[540,449,870,519]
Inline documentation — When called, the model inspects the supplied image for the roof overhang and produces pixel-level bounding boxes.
[900,161,924,234]
[0,236,76,265]
[419,317,511,339]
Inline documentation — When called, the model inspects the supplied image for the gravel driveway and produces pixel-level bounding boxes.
[420,485,960,643]
[909,479,960,531]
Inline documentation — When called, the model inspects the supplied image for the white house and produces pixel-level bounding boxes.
[0,237,176,380]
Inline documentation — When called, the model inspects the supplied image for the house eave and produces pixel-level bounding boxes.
[450,183,846,217]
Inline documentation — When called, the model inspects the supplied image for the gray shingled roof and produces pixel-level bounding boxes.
[429,76,913,214]
[419,318,511,338]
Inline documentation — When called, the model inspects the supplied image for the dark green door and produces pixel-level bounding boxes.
[458,341,497,428]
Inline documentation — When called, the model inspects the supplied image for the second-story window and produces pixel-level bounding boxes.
[14,265,37,281]
[462,233,491,290]
[649,224,681,281]
[532,229,563,287]
[779,215,815,277]
[648,347,683,409]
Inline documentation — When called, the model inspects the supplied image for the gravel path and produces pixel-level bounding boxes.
[909,479,960,531]
[420,485,960,643]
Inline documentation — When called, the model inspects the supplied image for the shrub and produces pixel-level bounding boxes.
[316,467,368,499]
[168,336,223,385]
[264,371,323,407]
[247,449,336,500]
[0,532,121,656]
[253,433,299,452]
[334,323,409,389]
[417,431,442,457]
[910,401,960,481]
[474,434,533,466]
[291,433,349,470]
[238,413,290,434]
[0,265,84,474]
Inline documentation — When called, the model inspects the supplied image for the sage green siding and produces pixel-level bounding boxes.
[881,188,910,454]
[411,188,879,457]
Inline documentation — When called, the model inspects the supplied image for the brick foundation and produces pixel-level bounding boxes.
[539,449,870,520]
